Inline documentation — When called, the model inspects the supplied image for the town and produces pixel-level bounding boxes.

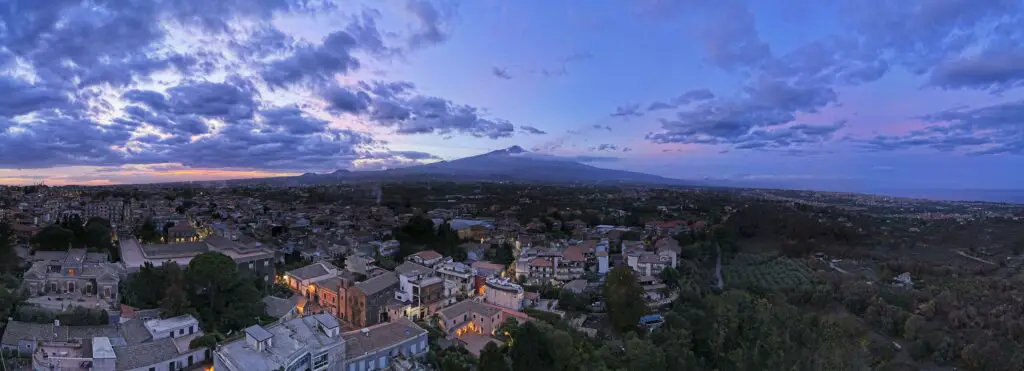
[1,182,1023,371]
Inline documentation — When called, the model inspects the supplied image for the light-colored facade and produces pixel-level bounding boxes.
[20,315,208,371]
[482,277,524,311]
[120,236,276,282]
[214,314,427,371]
[22,249,120,309]
[435,261,476,298]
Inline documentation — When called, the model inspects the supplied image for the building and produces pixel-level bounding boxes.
[482,277,524,311]
[347,272,400,328]
[435,260,476,298]
[284,262,340,297]
[435,300,531,339]
[167,222,200,243]
[339,319,429,371]
[406,250,444,268]
[4,315,209,371]
[391,262,444,321]
[22,249,121,309]
[314,273,357,322]
[120,235,275,281]
[214,314,427,371]
[214,314,344,371]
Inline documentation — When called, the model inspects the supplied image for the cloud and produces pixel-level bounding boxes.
[492,51,592,80]
[406,0,454,49]
[646,78,839,149]
[0,77,74,117]
[492,67,513,80]
[261,30,363,87]
[928,48,1024,92]
[519,126,547,135]
[573,155,620,163]
[857,100,1024,155]
[0,0,496,174]
[633,0,1024,155]
[647,89,715,111]
[610,104,643,118]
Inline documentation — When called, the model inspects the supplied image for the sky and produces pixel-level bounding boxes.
[1,0,1023,190]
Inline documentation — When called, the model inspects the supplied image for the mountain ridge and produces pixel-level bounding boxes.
[234,146,687,186]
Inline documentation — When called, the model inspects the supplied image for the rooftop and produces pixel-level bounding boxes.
[353,271,398,296]
[143,315,199,336]
[438,299,503,321]
[215,314,345,371]
[341,318,426,359]
[287,262,336,281]
[394,261,433,277]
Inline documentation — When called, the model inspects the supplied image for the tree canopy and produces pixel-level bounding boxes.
[122,253,266,333]
[602,265,647,333]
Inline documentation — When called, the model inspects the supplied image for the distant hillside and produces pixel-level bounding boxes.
[228,146,689,186]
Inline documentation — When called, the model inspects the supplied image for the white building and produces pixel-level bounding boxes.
[483,277,525,311]
[214,314,428,371]
[435,260,476,298]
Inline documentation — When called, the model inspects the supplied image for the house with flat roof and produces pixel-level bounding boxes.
[22,248,121,310]
[120,235,275,282]
[4,314,209,371]
[214,314,427,371]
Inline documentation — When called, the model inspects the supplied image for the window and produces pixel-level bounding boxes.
[264,260,269,266]
[249,262,254,269]
[168,361,176,371]
[378,357,385,368]
[313,353,329,370]
[149,368,155,371]
[189,326,194,335]
[179,329,184,335]
[188,356,193,366]
[169,331,173,338]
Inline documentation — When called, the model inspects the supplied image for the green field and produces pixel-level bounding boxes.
[722,253,815,290]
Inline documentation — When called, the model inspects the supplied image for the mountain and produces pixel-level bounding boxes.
[242,146,687,185]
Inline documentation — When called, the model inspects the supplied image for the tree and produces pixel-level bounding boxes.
[478,341,509,371]
[135,217,161,244]
[625,336,667,371]
[85,217,116,260]
[509,322,552,371]
[159,263,191,317]
[0,222,17,273]
[31,225,74,251]
[188,252,265,332]
[603,265,646,333]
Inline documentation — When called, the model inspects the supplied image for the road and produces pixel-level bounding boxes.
[952,250,996,265]
[714,239,724,290]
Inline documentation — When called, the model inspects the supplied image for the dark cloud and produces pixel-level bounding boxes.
[262,30,362,87]
[928,48,1024,92]
[260,107,329,135]
[406,0,454,49]
[492,67,513,80]
[381,96,514,138]
[350,80,516,139]
[592,125,612,131]
[610,104,643,118]
[320,85,372,115]
[590,144,619,151]
[0,77,73,117]
[647,78,838,149]
[519,126,547,135]
[647,89,715,111]
[0,114,135,168]
[858,101,1024,155]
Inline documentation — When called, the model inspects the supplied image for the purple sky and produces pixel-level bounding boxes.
[1,0,1023,189]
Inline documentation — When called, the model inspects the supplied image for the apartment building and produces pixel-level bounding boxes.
[435,260,476,298]
[215,315,428,371]
[391,262,444,321]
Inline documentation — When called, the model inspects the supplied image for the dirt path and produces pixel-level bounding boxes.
[952,249,996,265]
[714,239,724,289]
